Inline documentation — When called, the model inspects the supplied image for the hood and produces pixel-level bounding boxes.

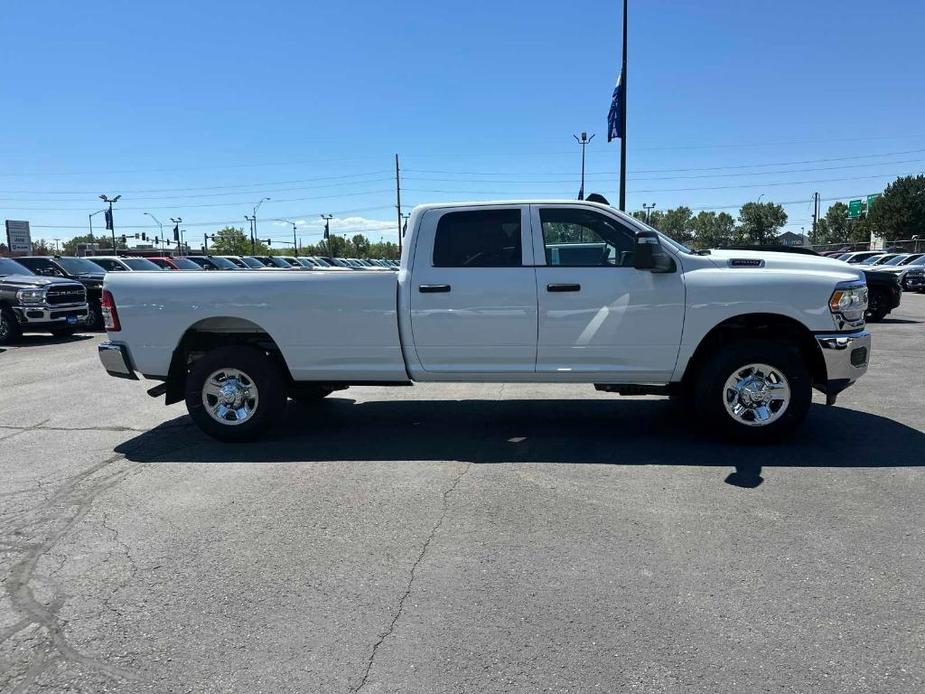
[0,274,84,289]
[704,249,864,283]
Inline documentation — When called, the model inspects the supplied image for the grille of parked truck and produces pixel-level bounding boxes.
[96,200,871,443]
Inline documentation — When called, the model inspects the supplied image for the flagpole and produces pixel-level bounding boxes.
[619,0,628,211]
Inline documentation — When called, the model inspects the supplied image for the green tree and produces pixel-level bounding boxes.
[867,174,925,241]
[736,202,788,244]
[690,211,736,248]
[210,226,269,255]
[62,233,126,255]
[636,207,695,245]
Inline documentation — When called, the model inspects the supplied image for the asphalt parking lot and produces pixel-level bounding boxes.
[1,296,923,693]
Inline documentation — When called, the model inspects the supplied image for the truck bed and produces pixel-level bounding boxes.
[107,270,407,381]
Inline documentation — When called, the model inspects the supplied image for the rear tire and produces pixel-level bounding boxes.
[693,340,811,443]
[0,306,21,345]
[185,346,286,442]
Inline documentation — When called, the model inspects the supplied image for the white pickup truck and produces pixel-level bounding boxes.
[98,200,871,443]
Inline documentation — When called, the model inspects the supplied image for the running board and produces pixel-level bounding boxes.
[594,384,671,396]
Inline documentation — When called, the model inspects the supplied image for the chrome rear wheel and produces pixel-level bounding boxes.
[201,368,260,426]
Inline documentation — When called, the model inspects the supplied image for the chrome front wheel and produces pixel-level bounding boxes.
[201,368,260,425]
[722,363,791,427]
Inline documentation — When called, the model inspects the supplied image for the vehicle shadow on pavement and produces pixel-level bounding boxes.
[117,399,925,484]
[4,334,95,348]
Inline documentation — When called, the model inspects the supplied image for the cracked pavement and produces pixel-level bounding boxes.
[1,297,925,693]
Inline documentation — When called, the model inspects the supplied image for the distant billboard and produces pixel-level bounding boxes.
[5,220,32,255]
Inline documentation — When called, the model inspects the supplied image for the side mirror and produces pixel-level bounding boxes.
[633,231,675,273]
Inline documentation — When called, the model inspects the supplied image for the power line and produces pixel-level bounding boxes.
[0,170,393,196]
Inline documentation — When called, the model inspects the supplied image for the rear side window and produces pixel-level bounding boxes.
[433,209,522,267]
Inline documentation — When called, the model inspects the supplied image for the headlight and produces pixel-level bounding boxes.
[16,288,46,305]
[829,283,868,323]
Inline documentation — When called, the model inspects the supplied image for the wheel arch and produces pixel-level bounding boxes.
[680,313,827,391]
[163,316,290,405]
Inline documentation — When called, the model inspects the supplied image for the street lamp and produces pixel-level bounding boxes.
[144,212,164,251]
[573,132,595,200]
[88,208,106,250]
[251,197,271,254]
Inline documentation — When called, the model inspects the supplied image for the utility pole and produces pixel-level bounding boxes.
[99,194,121,253]
[395,154,403,254]
[573,132,595,200]
[811,191,820,245]
[321,214,334,257]
[642,202,656,223]
[619,0,628,211]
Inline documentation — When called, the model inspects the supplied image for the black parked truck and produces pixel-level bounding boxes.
[0,257,88,345]
[14,256,105,329]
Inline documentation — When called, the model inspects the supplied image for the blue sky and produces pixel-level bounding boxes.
[2,0,924,247]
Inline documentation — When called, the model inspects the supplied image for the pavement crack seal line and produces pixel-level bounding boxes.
[351,463,471,693]
[0,430,204,689]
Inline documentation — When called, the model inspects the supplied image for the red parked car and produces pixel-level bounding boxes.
[147,256,204,271]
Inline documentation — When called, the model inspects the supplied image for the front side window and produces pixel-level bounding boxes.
[88,258,126,271]
[540,208,635,267]
[433,209,522,267]
[17,258,61,276]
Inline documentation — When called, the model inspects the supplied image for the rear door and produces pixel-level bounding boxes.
[409,205,538,373]
[531,204,685,381]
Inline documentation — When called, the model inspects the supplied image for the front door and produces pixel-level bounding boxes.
[409,206,538,373]
[531,204,685,381]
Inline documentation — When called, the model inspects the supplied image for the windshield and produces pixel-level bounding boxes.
[240,257,265,268]
[173,257,203,270]
[860,255,887,265]
[0,258,32,276]
[220,256,248,268]
[86,258,127,271]
[122,258,164,270]
[207,256,238,270]
[57,257,105,275]
[898,253,924,265]
[882,255,909,266]
[267,257,291,268]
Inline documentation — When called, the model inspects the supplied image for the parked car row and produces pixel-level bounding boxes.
[142,255,400,272]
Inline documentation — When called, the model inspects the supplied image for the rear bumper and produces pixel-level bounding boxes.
[815,330,871,402]
[98,342,138,380]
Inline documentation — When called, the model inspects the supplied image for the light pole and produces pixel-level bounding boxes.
[251,197,271,254]
[321,214,334,257]
[573,132,595,200]
[401,212,410,237]
[642,202,656,223]
[88,208,106,250]
[99,194,121,253]
[144,212,164,251]
[279,220,299,256]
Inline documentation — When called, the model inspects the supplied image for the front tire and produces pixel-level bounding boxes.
[693,340,811,443]
[0,306,21,345]
[185,346,286,442]
[865,289,890,322]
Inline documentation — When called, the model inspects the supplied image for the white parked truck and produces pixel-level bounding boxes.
[98,200,871,442]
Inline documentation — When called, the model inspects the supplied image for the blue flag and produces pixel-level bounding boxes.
[607,73,624,142]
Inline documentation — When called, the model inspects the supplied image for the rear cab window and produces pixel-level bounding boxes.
[432,208,523,267]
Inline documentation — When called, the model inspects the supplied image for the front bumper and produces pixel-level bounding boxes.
[904,273,925,291]
[98,342,138,380]
[815,330,871,404]
[12,302,89,326]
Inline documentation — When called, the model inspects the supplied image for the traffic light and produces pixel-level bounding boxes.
[141,232,147,241]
